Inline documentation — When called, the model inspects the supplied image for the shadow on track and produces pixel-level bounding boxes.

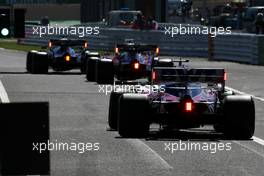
[0,71,83,75]
[146,129,223,142]
[113,128,254,142]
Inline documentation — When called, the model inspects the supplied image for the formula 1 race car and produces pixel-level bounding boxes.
[108,60,255,139]
[26,38,100,74]
[85,40,173,84]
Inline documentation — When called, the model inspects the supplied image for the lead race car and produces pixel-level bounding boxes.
[85,40,173,84]
[108,60,255,139]
[26,38,99,74]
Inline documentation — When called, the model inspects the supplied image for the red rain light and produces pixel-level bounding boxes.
[224,72,227,81]
[156,47,160,54]
[185,102,192,112]
[152,71,156,81]
[65,55,71,62]
[134,62,139,70]
[84,42,88,48]
[48,41,52,48]
[115,47,119,54]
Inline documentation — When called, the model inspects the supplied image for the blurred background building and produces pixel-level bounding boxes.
[1,0,80,21]
[1,0,264,22]
[0,0,166,22]
[192,0,264,14]
[80,0,167,22]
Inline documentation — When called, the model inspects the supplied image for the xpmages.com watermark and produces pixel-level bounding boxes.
[32,140,100,154]
[164,141,232,154]
[32,24,100,38]
[164,24,232,37]
[98,83,166,95]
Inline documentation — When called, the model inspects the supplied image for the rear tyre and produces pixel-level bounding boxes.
[108,91,123,130]
[223,95,255,139]
[86,57,98,81]
[155,59,173,67]
[147,71,152,83]
[96,59,114,84]
[81,51,100,74]
[118,94,150,137]
[213,124,223,133]
[31,52,49,74]
[80,52,89,73]
[26,50,38,73]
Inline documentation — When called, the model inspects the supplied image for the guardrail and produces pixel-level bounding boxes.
[210,33,264,65]
[18,25,264,65]
[18,25,209,57]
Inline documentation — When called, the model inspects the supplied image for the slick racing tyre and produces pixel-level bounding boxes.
[156,58,173,67]
[86,57,99,81]
[223,95,255,139]
[108,91,123,130]
[26,50,38,73]
[213,124,224,133]
[31,52,49,74]
[80,51,89,73]
[118,94,150,138]
[81,51,100,74]
[96,59,114,84]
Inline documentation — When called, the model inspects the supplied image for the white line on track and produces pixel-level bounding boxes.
[226,86,264,102]
[126,139,173,169]
[233,141,264,158]
[0,80,41,176]
[226,86,264,147]
[0,79,173,170]
[252,136,264,146]
[0,80,10,103]
[0,78,263,162]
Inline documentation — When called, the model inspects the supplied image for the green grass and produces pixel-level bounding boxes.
[0,39,42,52]
[0,39,113,55]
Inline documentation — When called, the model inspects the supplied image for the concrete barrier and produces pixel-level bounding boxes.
[18,25,264,65]
[212,33,261,65]
[19,25,209,57]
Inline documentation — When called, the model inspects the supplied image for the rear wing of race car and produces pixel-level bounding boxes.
[48,39,88,48]
[152,67,227,91]
[115,44,159,55]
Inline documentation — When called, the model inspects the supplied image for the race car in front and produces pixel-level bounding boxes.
[112,43,159,81]
[26,39,99,74]
[85,40,173,84]
[108,61,255,139]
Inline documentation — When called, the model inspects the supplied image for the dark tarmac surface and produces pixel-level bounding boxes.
[0,49,264,176]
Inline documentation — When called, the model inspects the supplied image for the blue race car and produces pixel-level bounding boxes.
[26,38,99,74]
